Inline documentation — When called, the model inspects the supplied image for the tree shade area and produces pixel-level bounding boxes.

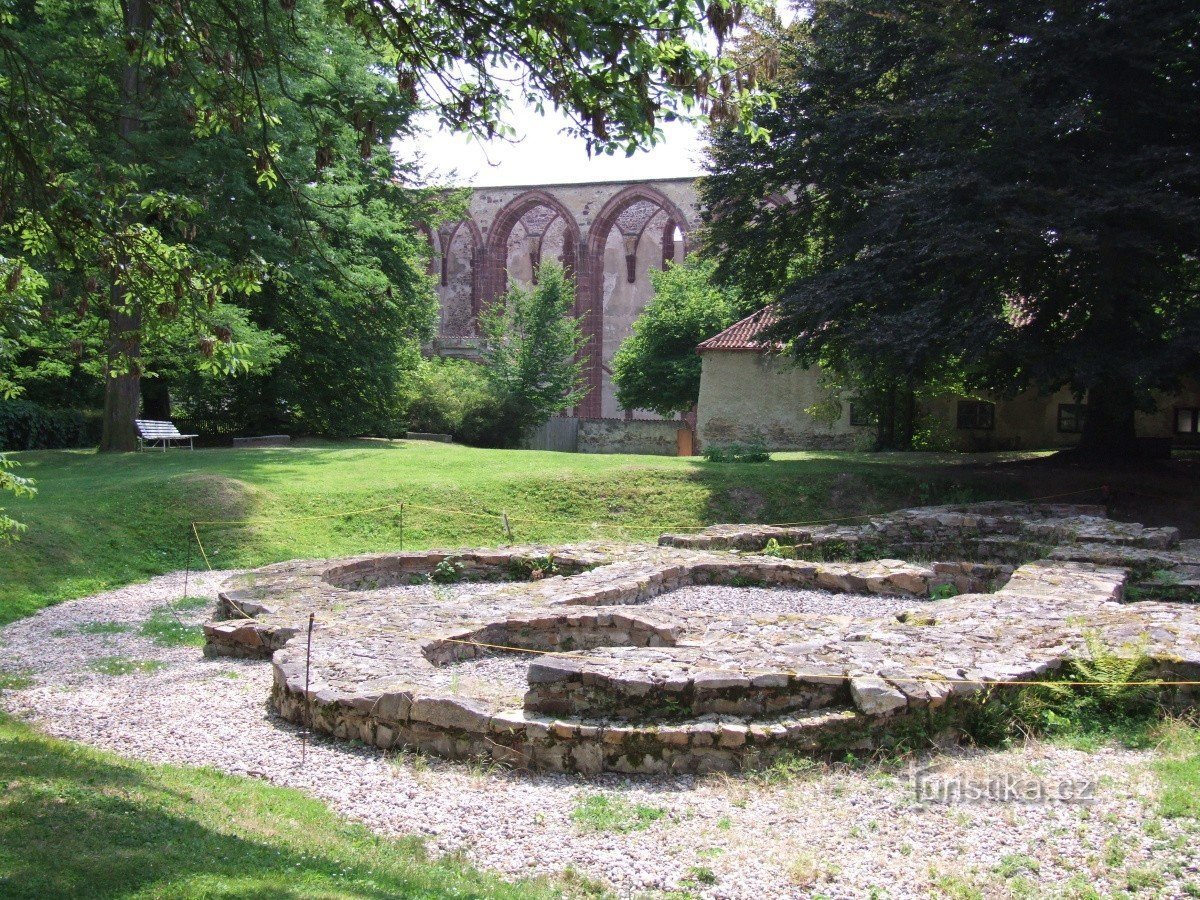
[702,0,1200,455]
[0,712,571,898]
[0,0,753,452]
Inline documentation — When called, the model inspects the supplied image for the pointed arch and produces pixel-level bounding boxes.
[435,217,484,339]
[576,184,695,418]
[483,190,583,310]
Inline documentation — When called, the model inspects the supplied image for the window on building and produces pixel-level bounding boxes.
[848,402,876,427]
[1176,408,1200,435]
[956,400,995,430]
[1057,403,1087,434]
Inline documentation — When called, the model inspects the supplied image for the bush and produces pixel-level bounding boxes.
[702,442,771,463]
[397,357,502,444]
[0,401,96,451]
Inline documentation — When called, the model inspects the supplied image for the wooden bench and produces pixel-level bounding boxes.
[136,419,198,451]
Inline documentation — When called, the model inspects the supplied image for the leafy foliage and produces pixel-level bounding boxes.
[0,401,94,452]
[704,0,1200,454]
[612,258,739,417]
[477,263,587,447]
[1,0,763,450]
[0,453,33,543]
[964,632,1163,748]
[398,357,494,441]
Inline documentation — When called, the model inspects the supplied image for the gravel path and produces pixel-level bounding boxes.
[2,573,1196,899]
[641,585,917,619]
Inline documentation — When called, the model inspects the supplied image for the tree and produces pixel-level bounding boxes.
[1,0,757,450]
[703,0,1200,456]
[0,253,41,539]
[612,258,738,417]
[477,263,587,446]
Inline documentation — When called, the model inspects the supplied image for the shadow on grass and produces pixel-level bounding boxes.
[0,714,555,899]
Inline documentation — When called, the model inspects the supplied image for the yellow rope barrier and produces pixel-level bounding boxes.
[188,485,1106,538]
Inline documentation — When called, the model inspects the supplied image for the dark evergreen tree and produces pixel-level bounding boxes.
[703,0,1200,455]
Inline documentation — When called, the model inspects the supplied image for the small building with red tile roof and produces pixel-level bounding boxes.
[693,307,1200,452]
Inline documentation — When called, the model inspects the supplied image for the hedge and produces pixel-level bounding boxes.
[0,401,99,451]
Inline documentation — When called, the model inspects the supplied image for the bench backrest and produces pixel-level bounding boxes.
[136,419,184,439]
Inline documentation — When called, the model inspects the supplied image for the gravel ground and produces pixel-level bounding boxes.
[2,573,1197,899]
[641,585,917,619]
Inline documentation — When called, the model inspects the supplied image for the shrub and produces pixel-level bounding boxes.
[0,400,95,451]
[398,357,495,439]
[702,442,771,463]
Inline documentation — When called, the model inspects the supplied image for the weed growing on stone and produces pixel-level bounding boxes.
[570,793,665,834]
[994,853,1040,879]
[682,865,717,886]
[927,867,984,899]
[88,656,167,676]
[508,554,559,581]
[929,583,959,600]
[389,747,432,777]
[787,851,834,887]
[432,557,465,584]
[745,752,823,787]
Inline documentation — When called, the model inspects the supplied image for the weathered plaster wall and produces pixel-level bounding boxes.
[700,349,1200,452]
[696,351,871,450]
[577,418,682,455]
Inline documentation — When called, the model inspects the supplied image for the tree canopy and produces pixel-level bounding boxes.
[703,0,1200,454]
[477,262,587,446]
[612,257,738,417]
[1,0,756,450]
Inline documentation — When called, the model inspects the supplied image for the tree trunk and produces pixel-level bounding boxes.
[100,302,142,451]
[98,0,152,452]
[1079,379,1139,459]
[875,380,897,450]
[898,379,917,450]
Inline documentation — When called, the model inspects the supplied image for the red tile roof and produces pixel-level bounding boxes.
[697,305,781,352]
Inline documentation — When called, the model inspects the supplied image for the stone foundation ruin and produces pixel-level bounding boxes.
[203,503,1200,774]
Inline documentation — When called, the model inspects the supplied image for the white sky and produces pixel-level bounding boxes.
[398,108,708,188]
[392,2,800,188]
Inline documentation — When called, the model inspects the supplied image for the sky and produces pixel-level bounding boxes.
[393,3,797,188]
[396,102,709,188]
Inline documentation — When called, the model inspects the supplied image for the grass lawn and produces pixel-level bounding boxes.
[0,439,1049,624]
[0,712,587,899]
[2,441,1199,898]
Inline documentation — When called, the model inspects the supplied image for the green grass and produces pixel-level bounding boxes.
[0,670,33,691]
[570,793,667,833]
[0,439,1039,624]
[140,605,205,647]
[1156,753,1200,819]
[0,713,585,899]
[88,656,167,676]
